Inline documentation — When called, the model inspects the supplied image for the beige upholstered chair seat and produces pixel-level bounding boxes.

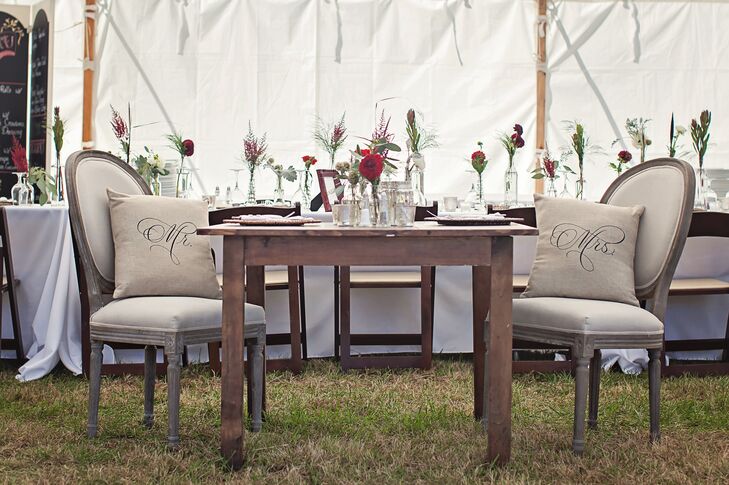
[91,297,265,331]
[512,274,529,292]
[513,297,663,336]
[669,278,729,293]
[350,270,422,286]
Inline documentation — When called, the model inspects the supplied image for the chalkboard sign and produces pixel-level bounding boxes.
[29,8,49,172]
[0,11,28,176]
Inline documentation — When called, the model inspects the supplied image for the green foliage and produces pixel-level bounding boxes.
[690,109,712,167]
[28,167,56,206]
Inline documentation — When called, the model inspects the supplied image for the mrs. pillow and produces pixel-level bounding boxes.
[522,194,644,306]
[107,189,221,299]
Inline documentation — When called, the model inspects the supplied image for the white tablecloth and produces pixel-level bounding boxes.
[4,206,727,380]
[1,206,83,381]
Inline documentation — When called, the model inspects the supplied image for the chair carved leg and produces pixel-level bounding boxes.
[87,339,103,438]
[588,349,602,430]
[573,356,590,455]
[143,345,156,428]
[250,331,265,432]
[165,343,182,450]
[648,348,661,443]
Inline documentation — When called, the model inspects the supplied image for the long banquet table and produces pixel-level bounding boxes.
[4,205,729,380]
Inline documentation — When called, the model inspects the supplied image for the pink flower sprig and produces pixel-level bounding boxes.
[110,104,131,164]
[243,122,268,166]
[10,136,28,173]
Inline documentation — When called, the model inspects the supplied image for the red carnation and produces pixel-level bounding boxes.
[514,124,523,136]
[471,150,486,163]
[10,136,28,173]
[302,155,317,168]
[617,150,632,163]
[511,134,525,148]
[182,139,194,157]
[359,148,371,157]
[358,153,384,182]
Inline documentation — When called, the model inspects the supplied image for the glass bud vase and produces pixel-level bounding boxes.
[504,168,518,207]
[575,176,587,200]
[370,183,386,227]
[299,169,312,210]
[11,172,30,206]
[55,153,64,203]
[273,175,286,206]
[546,177,558,198]
[476,171,486,210]
[150,173,162,196]
[246,166,257,205]
[695,167,709,210]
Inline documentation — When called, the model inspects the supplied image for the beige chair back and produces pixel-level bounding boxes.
[601,158,695,300]
[65,151,150,312]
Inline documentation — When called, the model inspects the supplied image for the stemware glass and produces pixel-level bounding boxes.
[229,168,246,205]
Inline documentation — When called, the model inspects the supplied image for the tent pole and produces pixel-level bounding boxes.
[82,0,96,150]
[535,0,547,194]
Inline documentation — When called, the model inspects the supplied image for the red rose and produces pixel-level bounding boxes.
[182,139,194,157]
[618,150,632,163]
[358,153,384,182]
[514,124,523,136]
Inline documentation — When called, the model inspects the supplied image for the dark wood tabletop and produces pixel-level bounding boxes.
[198,221,539,237]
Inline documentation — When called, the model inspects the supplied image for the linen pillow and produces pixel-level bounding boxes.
[522,193,644,306]
[107,189,221,299]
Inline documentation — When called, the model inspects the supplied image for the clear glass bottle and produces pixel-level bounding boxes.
[11,172,30,206]
[504,168,518,207]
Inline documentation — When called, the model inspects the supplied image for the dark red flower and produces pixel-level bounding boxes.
[110,107,128,140]
[617,150,632,163]
[471,150,486,163]
[359,148,371,157]
[514,124,523,136]
[302,155,317,167]
[511,134,525,148]
[182,139,194,157]
[358,153,384,182]
[10,136,28,173]
[543,158,556,178]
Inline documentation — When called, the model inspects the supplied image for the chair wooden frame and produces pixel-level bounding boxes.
[0,207,24,362]
[490,158,695,454]
[208,204,307,374]
[66,150,266,447]
[334,203,438,370]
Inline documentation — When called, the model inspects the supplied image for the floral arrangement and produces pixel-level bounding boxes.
[690,109,711,169]
[134,147,169,195]
[28,167,57,206]
[565,121,593,199]
[668,114,687,158]
[470,142,488,174]
[10,136,28,173]
[243,122,268,168]
[499,124,525,170]
[314,113,348,167]
[404,108,438,175]
[531,150,570,180]
[266,159,297,181]
[166,132,194,197]
[110,104,131,165]
[610,150,632,175]
[625,118,652,163]
[51,107,66,201]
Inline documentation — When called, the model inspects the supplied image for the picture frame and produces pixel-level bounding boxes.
[316,169,343,212]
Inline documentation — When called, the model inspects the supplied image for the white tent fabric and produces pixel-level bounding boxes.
[20,0,727,202]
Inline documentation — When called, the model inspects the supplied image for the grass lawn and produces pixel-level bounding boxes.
[1,358,728,484]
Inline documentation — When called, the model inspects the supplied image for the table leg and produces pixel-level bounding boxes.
[486,236,513,465]
[221,237,246,470]
[472,265,490,420]
[421,266,433,370]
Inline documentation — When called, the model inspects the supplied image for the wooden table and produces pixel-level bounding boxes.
[197,221,538,470]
